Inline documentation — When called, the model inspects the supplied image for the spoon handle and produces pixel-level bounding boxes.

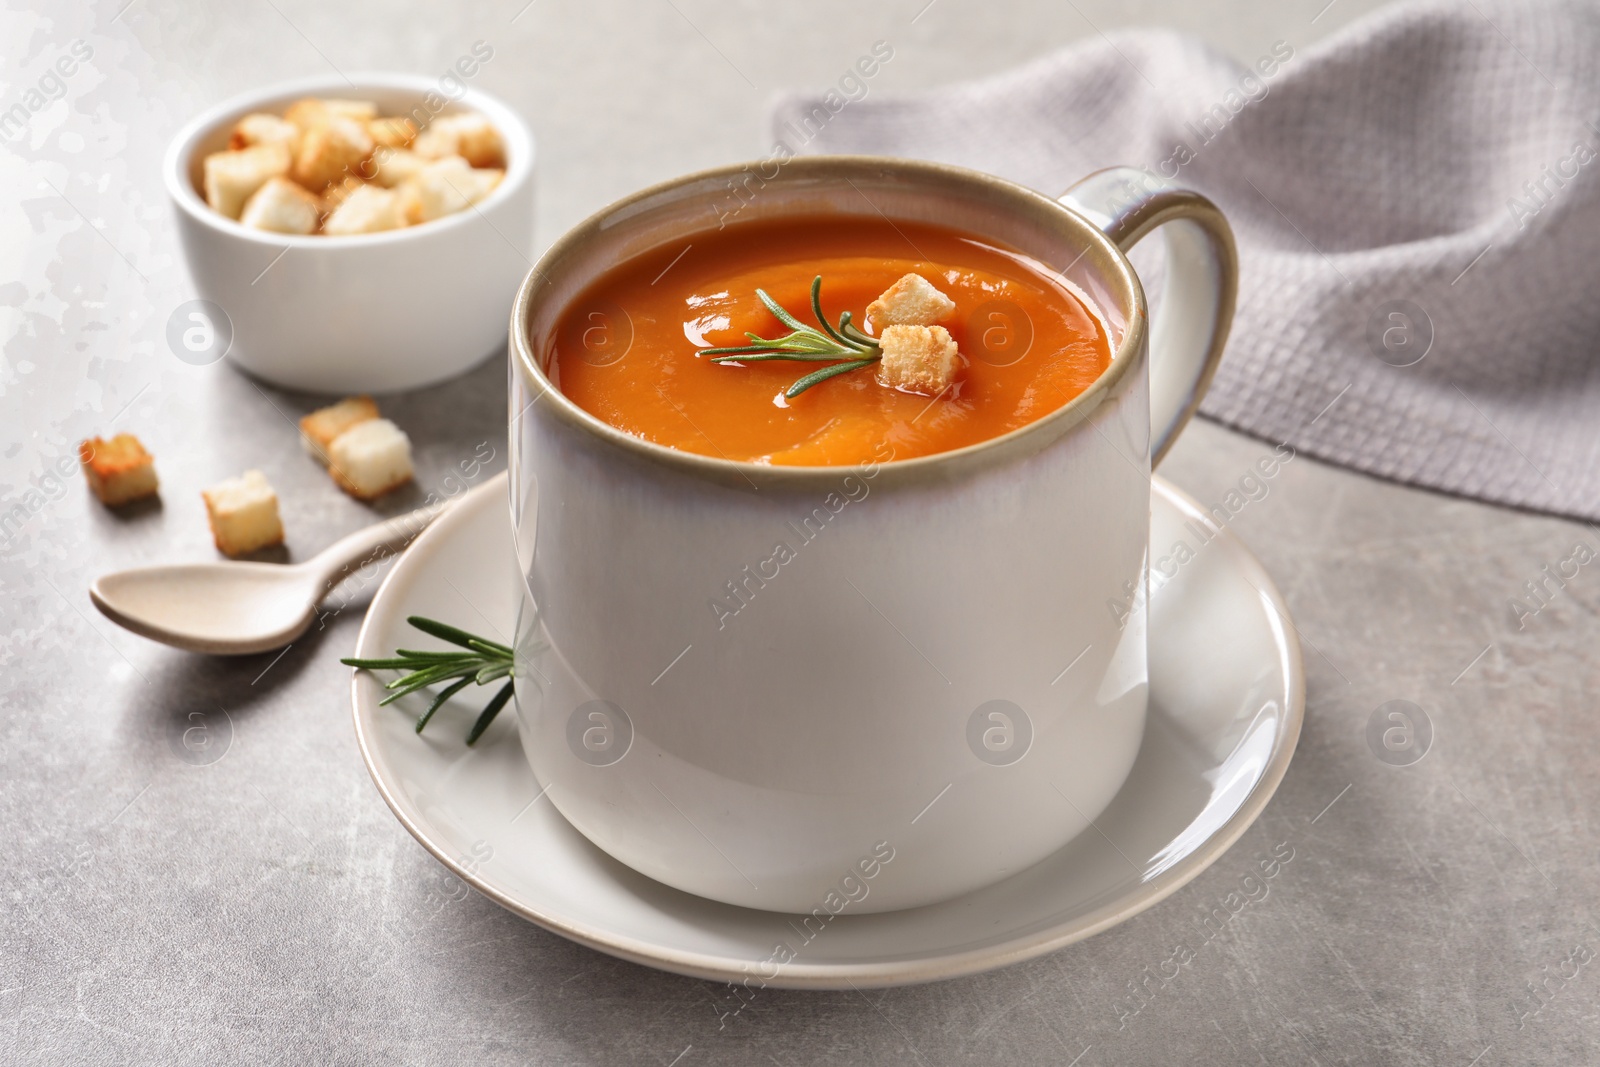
[308,499,452,598]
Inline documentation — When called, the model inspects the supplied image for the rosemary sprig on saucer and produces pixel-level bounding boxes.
[343,615,514,745]
[699,275,881,398]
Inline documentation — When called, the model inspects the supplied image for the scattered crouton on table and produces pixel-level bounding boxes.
[326,418,414,501]
[79,434,159,507]
[201,470,284,558]
[298,396,380,463]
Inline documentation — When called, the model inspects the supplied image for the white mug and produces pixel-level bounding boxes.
[507,158,1235,914]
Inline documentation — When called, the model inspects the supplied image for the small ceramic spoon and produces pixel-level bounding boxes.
[89,501,450,655]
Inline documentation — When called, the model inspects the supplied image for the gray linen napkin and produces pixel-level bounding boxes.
[770,0,1600,521]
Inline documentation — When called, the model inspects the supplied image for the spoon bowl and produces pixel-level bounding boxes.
[91,562,325,656]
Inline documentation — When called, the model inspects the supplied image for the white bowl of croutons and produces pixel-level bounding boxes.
[165,73,534,393]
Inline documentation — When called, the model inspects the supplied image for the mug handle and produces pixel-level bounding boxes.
[1058,168,1238,467]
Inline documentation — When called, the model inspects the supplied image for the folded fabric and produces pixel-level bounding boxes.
[771,0,1600,521]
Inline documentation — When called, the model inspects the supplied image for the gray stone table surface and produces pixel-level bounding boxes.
[3,0,1597,1064]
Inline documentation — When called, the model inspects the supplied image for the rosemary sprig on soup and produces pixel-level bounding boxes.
[700,273,966,399]
[700,276,881,398]
[544,216,1112,466]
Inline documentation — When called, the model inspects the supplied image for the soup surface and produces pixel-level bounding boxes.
[546,216,1112,466]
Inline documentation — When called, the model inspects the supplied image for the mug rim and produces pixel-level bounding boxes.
[509,155,1147,487]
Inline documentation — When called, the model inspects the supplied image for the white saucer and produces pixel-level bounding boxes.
[350,472,1303,989]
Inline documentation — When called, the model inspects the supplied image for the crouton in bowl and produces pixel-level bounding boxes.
[164,74,534,393]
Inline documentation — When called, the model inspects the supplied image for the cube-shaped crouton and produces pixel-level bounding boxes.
[291,116,375,192]
[876,324,960,395]
[79,434,159,507]
[867,273,957,329]
[367,116,417,149]
[397,157,503,224]
[201,470,284,558]
[202,142,292,220]
[239,177,321,235]
[299,395,379,464]
[229,113,301,153]
[370,147,429,188]
[326,419,413,500]
[283,97,378,131]
[322,184,405,236]
[318,175,366,214]
[412,112,505,168]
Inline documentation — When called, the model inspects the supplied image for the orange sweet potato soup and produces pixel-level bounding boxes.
[547,216,1112,466]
